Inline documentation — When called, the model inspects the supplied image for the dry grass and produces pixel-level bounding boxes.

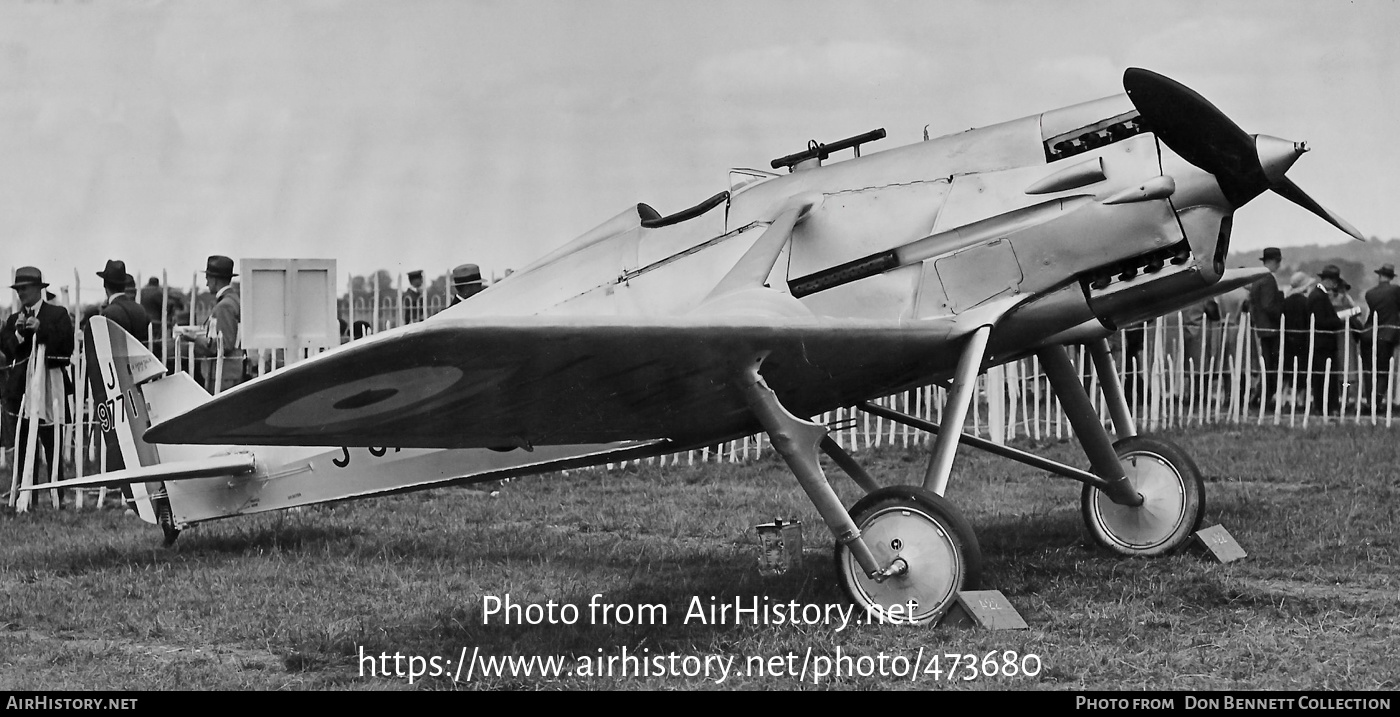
[1,425,1396,690]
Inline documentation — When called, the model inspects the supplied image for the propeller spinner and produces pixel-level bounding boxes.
[1124,67,1363,241]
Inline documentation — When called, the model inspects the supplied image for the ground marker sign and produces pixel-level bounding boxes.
[1193,524,1247,563]
[941,590,1028,630]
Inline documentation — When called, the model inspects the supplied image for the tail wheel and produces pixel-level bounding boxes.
[156,499,181,547]
[835,486,981,625]
[1081,435,1205,557]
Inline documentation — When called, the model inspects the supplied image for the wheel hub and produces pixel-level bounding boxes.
[847,506,961,621]
[1090,452,1187,550]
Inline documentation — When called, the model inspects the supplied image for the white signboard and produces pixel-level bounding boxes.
[242,258,338,363]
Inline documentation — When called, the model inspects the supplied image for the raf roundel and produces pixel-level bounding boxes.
[265,366,474,430]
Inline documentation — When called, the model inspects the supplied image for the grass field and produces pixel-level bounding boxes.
[1,425,1396,690]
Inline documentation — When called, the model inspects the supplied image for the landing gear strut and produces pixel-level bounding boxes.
[739,331,991,625]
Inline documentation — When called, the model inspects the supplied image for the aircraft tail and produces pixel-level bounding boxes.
[86,317,225,533]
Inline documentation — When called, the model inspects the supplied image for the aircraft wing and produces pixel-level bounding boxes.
[20,452,258,491]
[145,312,967,449]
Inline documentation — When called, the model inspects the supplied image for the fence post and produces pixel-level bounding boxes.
[1232,316,1247,423]
[1173,313,1184,429]
[8,383,26,509]
[160,270,170,373]
[12,346,44,512]
[1371,320,1379,425]
[1388,355,1396,428]
[1341,322,1351,419]
[46,374,61,509]
[1006,362,1019,441]
[1289,354,1300,428]
[1212,313,1225,423]
[1151,318,1165,430]
[1322,358,1333,424]
[1302,314,1317,425]
[72,330,86,509]
[987,365,1005,446]
[372,277,380,333]
[867,401,877,448]
[1240,314,1253,422]
[1275,316,1287,426]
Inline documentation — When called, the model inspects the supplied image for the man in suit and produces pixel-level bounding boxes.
[402,270,425,324]
[2,266,75,499]
[177,255,244,394]
[1361,263,1400,407]
[97,260,150,343]
[1248,247,1285,407]
[448,263,485,306]
[1307,265,1347,413]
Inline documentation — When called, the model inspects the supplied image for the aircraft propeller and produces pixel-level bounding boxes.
[1123,67,1363,241]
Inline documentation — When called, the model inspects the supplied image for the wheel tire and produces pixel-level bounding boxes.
[1080,435,1205,557]
[834,485,981,625]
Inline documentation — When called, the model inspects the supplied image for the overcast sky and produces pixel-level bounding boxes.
[1,0,1396,306]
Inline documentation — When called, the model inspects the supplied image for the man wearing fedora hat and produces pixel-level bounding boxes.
[1361,263,1400,407]
[448,263,484,306]
[1248,248,1285,406]
[97,260,150,344]
[1306,265,1347,413]
[177,255,245,394]
[2,266,75,498]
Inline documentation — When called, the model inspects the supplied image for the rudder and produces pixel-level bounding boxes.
[87,317,213,535]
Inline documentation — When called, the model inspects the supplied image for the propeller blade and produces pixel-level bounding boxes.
[1124,67,1363,241]
[1272,178,1366,241]
[1124,67,1268,208]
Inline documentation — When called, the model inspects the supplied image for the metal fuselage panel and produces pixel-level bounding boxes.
[418,90,1235,413]
[164,443,632,526]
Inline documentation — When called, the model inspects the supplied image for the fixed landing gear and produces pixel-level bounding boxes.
[744,332,1208,626]
[835,486,981,624]
[1081,436,1204,557]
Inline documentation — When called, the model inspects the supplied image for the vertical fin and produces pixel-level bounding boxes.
[87,317,167,523]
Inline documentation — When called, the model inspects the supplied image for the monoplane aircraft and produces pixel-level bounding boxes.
[56,69,1364,624]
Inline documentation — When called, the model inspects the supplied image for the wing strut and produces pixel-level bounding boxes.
[922,325,993,495]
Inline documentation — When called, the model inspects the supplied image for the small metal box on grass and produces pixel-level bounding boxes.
[754,519,803,576]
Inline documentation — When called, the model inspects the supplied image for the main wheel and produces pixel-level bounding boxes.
[835,486,981,625]
[1081,435,1205,557]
